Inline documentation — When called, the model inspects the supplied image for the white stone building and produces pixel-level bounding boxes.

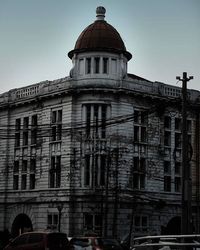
[0,6,200,240]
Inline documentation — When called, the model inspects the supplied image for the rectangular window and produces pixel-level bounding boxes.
[84,155,90,186]
[30,174,35,190]
[49,156,61,188]
[84,213,102,234]
[164,176,171,192]
[21,159,27,190]
[103,58,108,74]
[134,110,148,143]
[111,59,117,74]
[21,175,27,190]
[175,162,181,174]
[86,58,91,74]
[175,133,181,148]
[164,161,171,174]
[15,118,21,131]
[141,112,147,124]
[15,118,21,147]
[13,175,19,190]
[13,160,19,190]
[101,105,106,138]
[84,153,106,188]
[175,177,181,192]
[24,117,29,129]
[141,127,147,142]
[164,116,171,129]
[134,126,139,142]
[164,131,171,146]
[100,155,106,186]
[47,214,58,230]
[134,216,148,232]
[79,59,84,75]
[94,57,100,73]
[22,160,27,172]
[133,157,145,189]
[31,115,37,145]
[51,110,62,141]
[175,118,182,130]
[23,117,29,146]
[30,158,36,189]
[94,154,106,187]
[84,104,108,138]
[134,110,139,123]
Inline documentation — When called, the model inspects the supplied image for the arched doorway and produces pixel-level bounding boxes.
[165,216,181,235]
[11,213,33,237]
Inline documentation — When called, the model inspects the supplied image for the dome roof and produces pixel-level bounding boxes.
[68,7,132,60]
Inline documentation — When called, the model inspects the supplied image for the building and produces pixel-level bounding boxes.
[0,6,200,240]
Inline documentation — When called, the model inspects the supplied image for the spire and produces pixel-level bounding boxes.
[96,6,106,21]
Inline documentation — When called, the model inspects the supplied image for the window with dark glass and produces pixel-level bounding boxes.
[103,58,108,74]
[13,160,19,190]
[141,127,147,142]
[21,174,27,190]
[175,118,181,130]
[84,154,107,187]
[141,112,147,124]
[47,214,58,229]
[164,176,171,192]
[164,131,171,146]
[49,155,61,188]
[134,110,139,123]
[175,162,181,174]
[23,117,29,146]
[84,155,90,186]
[175,177,181,192]
[134,126,139,142]
[133,157,145,189]
[94,154,106,187]
[22,160,27,172]
[94,57,100,73]
[86,58,91,74]
[175,132,181,148]
[30,158,36,189]
[84,213,102,233]
[51,110,62,141]
[134,216,148,232]
[28,234,43,244]
[164,161,171,174]
[85,104,107,138]
[21,160,27,190]
[31,115,37,145]
[101,105,106,138]
[134,110,147,143]
[15,118,21,147]
[164,116,171,129]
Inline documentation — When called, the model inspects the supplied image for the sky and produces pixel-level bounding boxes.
[0,0,199,94]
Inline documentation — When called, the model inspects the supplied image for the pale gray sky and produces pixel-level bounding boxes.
[0,0,199,94]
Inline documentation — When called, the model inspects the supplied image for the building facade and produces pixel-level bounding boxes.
[0,6,200,240]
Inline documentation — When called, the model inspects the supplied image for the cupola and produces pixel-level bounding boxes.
[68,7,132,80]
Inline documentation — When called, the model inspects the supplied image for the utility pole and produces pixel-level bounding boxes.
[176,72,193,235]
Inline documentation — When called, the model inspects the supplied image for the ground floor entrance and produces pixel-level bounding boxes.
[11,213,33,237]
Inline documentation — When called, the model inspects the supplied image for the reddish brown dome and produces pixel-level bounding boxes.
[68,7,132,60]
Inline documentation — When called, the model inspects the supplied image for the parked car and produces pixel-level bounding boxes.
[69,237,123,250]
[132,234,200,250]
[3,231,69,250]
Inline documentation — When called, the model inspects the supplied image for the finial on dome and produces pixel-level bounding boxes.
[96,6,106,21]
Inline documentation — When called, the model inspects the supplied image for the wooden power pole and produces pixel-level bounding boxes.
[176,72,193,235]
